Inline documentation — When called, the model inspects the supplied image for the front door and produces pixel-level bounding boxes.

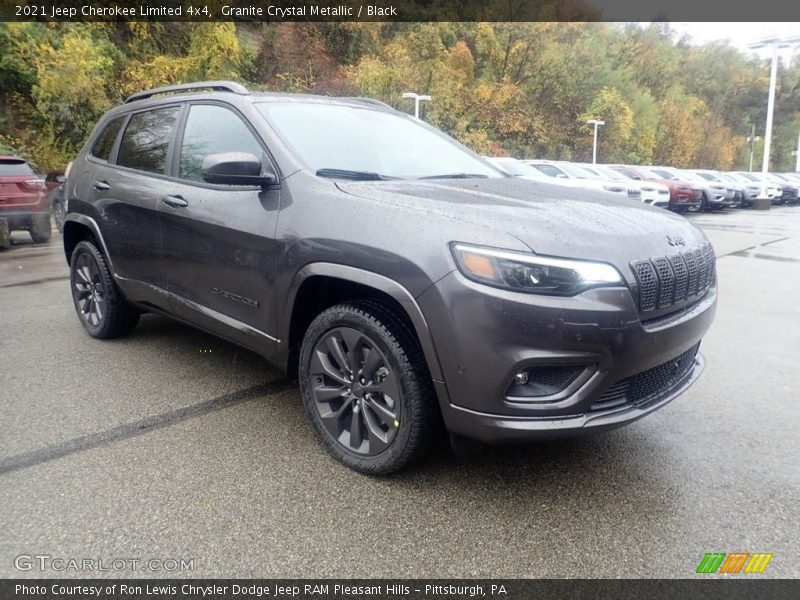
[158,102,280,357]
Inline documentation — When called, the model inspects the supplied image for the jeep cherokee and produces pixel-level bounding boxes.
[63,81,717,474]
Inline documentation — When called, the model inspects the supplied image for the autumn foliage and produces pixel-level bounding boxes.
[1,22,798,172]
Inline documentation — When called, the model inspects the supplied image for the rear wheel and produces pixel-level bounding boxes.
[29,215,52,243]
[0,219,10,250]
[70,240,139,338]
[299,301,436,475]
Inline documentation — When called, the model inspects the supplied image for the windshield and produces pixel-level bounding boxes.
[591,165,627,181]
[487,157,542,177]
[696,172,719,182]
[650,168,680,180]
[0,160,34,176]
[257,102,499,180]
[556,162,596,179]
[530,163,568,178]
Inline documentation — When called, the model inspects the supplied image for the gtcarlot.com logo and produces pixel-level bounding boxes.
[696,552,773,574]
[14,554,194,572]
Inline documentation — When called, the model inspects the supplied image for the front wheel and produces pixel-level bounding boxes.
[52,197,66,233]
[70,240,139,338]
[299,301,437,475]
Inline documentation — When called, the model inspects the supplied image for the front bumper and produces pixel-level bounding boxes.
[446,354,705,443]
[669,198,701,212]
[419,270,716,442]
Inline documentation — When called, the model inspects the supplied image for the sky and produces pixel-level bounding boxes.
[664,23,800,58]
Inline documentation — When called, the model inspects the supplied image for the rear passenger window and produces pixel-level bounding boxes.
[179,104,263,182]
[117,107,179,174]
[90,117,125,161]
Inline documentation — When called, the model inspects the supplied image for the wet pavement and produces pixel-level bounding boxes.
[1,207,799,578]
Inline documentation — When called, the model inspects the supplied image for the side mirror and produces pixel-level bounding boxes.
[201,152,276,187]
[56,175,67,184]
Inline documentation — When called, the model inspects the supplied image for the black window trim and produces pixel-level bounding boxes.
[86,103,185,182]
[112,103,184,177]
[89,115,127,163]
[170,99,282,191]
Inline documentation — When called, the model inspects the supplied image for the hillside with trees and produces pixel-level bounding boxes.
[1,21,798,172]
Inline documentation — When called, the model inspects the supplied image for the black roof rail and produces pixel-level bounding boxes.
[125,81,249,104]
[341,97,394,110]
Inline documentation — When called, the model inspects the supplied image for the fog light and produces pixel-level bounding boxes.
[514,371,529,385]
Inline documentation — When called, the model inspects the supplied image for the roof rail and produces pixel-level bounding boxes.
[341,97,393,110]
[125,81,249,104]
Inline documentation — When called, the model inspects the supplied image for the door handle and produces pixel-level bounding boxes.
[161,195,188,208]
[92,181,110,191]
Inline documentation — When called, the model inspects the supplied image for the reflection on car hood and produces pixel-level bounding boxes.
[337,177,708,279]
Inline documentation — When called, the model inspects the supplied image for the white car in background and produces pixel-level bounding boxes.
[524,159,643,202]
[577,163,670,208]
[483,156,591,190]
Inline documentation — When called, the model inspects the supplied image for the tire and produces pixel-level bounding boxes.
[0,219,10,250]
[299,300,437,475]
[52,197,66,233]
[30,215,52,243]
[69,240,139,339]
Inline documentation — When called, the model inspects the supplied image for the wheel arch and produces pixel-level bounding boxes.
[63,215,114,271]
[281,264,446,388]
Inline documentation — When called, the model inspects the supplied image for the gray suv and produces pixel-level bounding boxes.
[63,81,717,474]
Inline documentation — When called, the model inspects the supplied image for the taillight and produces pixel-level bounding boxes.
[23,179,46,191]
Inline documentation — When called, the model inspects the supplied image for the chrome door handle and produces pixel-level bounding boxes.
[92,181,110,191]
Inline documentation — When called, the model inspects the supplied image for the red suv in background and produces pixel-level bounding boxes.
[0,156,50,248]
[609,165,702,213]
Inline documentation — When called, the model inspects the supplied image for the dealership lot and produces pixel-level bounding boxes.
[1,208,799,578]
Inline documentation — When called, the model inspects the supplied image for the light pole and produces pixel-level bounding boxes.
[587,119,605,164]
[794,131,800,172]
[748,35,800,174]
[402,92,431,119]
[747,124,760,172]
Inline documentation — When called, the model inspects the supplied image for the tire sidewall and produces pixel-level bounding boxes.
[299,308,417,473]
[70,241,111,337]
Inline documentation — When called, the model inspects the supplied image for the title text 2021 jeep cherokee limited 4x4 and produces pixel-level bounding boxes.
[63,81,717,474]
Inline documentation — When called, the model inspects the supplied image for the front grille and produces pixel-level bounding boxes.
[627,188,641,197]
[590,344,700,412]
[631,243,715,315]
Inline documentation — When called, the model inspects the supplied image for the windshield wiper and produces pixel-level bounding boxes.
[316,168,387,181]
[418,173,490,180]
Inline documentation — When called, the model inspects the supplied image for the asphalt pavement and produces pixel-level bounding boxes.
[1,208,799,578]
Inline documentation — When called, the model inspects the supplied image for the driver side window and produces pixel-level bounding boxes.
[179,104,264,182]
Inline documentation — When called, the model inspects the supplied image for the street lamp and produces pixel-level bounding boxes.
[747,124,760,172]
[402,92,431,119]
[748,35,800,174]
[587,119,605,164]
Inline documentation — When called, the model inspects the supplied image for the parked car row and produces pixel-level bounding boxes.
[485,156,800,214]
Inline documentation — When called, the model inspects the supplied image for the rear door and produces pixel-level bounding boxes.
[158,102,281,356]
[90,106,180,296]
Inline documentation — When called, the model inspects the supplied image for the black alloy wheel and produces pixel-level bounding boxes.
[309,326,400,455]
[299,301,437,474]
[73,250,107,327]
[69,240,139,338]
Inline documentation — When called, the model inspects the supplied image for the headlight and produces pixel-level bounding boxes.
[451,243,624,296]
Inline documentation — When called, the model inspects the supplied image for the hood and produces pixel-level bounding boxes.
[337,177,707,282]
